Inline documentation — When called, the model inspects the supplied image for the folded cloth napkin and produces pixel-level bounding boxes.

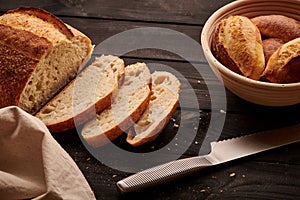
[0,106,96,200]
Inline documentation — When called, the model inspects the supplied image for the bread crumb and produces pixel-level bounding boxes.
[171,118,176,122]
[195,141,199,145]
[211,176,217,179]
[200,189,206,193]
[86,157,91,161]
[220,109,226,114]
[173,123,179,128]
[219,189,223,193]
[112,175,117,178]
[229,172,236,177]
[242,174,246,178]
[197,80,201,84]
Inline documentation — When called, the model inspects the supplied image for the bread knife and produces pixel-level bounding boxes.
[116,124,300,193]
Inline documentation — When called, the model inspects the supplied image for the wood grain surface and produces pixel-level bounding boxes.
[0,0,299,199]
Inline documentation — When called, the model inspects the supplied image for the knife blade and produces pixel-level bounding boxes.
[116,124,300,193]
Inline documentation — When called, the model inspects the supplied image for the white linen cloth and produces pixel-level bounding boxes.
[0,106,96,200]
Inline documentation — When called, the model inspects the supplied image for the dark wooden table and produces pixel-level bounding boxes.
[1,0,299,199]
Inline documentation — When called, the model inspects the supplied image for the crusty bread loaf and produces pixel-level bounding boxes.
[0,7,93,114]
[251,15,300,43]
[35,55,124,132]
[81,62,151,147]
[126,71,180,146]
[211,15,265,80]
[261,37,300,83]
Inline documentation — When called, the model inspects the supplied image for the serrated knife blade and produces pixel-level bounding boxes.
[116,124,300,193]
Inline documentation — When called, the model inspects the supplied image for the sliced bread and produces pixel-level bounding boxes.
[81,62,151,148]
[0,7,92,114]
[126,71,181,146]
[35,55,124,133]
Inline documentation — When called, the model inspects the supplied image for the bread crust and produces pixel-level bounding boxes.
[212,15,265,80]
[251,15,300,43]
[45,91,114,133]
[7,7,74,39]
[262,38,284,63]
[84,88,151,148]
[81,63,151,148]
[212,24,243,75]
[126,100,178,146]
[37,56,124,133]
[262,37,300,83]
[126,71,181,146]
[0,7,92,113]
[0,24,52,107]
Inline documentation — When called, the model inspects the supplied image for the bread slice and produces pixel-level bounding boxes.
[126,71,180,146]
[0,7,92,114]
[81,62,151,148]
[35,55,124,133]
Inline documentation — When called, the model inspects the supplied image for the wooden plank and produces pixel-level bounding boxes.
[53,110,300,200]
[0,0,234,25]
[60,17,204,62]
[1,0,299,199]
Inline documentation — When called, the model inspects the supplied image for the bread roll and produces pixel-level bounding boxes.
[251,15,300,43]
[0,7,92,114]
[212,15,265,80]
[262,38,284,63]
[262,37,300,83]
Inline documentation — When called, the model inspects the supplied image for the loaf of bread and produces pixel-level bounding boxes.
[0,7,93,114]
[251,15,300,43]
[35,55,124,132]
[81,62,151,147]
[211,15,265,80]
[126,71,180,146]
[261,37,300,83]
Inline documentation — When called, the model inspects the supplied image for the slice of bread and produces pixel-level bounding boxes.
[81,62,151,148]
[0,7,92,114]
[126,71,180,146]
[35,55,125,133]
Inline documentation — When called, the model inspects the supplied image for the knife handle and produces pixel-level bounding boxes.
[116,156,212,193]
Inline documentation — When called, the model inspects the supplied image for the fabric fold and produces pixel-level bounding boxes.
[0,106,95,200]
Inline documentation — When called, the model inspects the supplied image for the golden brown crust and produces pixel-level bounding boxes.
[7,7,74,39]
[262,37,300,83]
[212,15,265,80]
[46,92,113,133]
[251,15,300,43]
[0,7,93,115]
[0,24,52,107]
[211,23,243,76]
[37,56,124,133]
[85,88,151,148]
[0,24,52,59]
[126,100,178,147]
